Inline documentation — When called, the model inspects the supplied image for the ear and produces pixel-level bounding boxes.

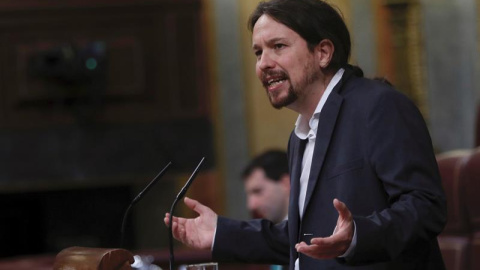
[279,174,290,192]
[314,39,335,69]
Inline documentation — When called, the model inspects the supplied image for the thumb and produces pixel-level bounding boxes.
[333,198,351,221]
[184,197,209,215]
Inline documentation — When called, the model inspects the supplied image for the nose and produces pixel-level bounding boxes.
[247,197,258,211]
[257,51,275,71]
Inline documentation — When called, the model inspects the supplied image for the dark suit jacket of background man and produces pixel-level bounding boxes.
[212,66,447,270]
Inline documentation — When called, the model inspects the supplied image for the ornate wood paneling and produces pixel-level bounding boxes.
[379,0,428,118]
[0,0,209,128]
[0,0,216,258]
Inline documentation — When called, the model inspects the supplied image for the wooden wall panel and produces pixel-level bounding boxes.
[0,0,209,128]
[0,0,217,258]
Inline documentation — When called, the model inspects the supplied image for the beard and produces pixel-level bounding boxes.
[267,74,298,109]
[263,59,320,109]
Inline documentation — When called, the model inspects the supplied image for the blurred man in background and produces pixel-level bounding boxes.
[242,149,290,270]
[242,149,290,224]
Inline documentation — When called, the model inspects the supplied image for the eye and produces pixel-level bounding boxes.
[254,49,262,59]
[252,188,262,195]
[274,43,285,50]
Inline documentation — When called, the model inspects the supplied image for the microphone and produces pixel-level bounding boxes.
[121,161,172,248]
[168,157,205,270]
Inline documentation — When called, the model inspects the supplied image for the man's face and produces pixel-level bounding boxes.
[244,168,289,224]
[252,15,321,110]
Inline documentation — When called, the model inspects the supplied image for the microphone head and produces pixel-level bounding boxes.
[177,157,205,199]
[132,162,172,205]
[121,161,172,248]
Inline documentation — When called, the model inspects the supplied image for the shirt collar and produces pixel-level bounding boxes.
[294,68,345,140]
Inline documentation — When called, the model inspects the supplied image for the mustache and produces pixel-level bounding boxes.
[261,70,289,87]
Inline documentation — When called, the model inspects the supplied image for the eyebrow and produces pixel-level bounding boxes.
[252,37,288,50]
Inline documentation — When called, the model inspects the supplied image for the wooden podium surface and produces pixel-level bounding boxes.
[53,247,134,270]
[0,248,269,270]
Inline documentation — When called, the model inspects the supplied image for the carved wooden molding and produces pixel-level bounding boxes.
[382,0,428,119]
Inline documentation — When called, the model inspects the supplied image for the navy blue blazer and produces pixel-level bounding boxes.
[213,67,447,269]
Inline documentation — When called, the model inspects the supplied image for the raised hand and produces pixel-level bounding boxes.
[295,198,354,259]
[164,197,218,250]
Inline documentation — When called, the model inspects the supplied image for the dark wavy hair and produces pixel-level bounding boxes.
[242,150,289,182]
[248,0,351,72]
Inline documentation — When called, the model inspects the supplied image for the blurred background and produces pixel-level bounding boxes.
[0,0,478,267]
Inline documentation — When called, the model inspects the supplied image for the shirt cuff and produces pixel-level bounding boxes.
[211,225,217,251]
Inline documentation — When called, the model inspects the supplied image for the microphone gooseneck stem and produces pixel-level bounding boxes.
[120,203,133,248]
[168,157,205,270]
[168,197,180,270]
[120,161,172,249]
[132,162,173,205]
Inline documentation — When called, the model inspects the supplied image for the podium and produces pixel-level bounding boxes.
[53,247,134,270]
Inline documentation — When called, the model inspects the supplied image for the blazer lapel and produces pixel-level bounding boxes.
[288,133,306,245]
[289,67,356,241]
[302,69,354,214]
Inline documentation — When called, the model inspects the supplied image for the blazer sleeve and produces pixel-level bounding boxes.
[348,89,447,264]
[212,216,290,265]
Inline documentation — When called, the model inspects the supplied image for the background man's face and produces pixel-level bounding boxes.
[244,168,289,224]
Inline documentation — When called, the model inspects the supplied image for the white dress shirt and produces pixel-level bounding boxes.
[294,68,344,218]
[292,69,356,270]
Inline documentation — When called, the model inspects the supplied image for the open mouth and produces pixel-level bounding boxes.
[267,78,286,88]
[262,71,288,90]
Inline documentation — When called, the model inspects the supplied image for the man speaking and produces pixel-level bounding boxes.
[165,0,447,269]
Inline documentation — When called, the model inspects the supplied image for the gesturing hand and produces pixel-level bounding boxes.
[164,197,218,250]
[295,198,354,259]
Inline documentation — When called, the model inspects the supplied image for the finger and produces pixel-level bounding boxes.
[295,241,308,250]
[296,243,318,253]
[164,213,175,227]
[174,221,185,242]
[171,219,187,240]
[164,216,170,227]
[184,197,211,216]
[296,243,326,257]
[295,242,309,253]
[333,198,352,221]
[297,237,344,259]
[333,198,346,215]
[165,213,180,224]
[171,219,178,237]
[310,235,338,246]
[298,244,340,259]
[310,231,352,257]
[165,214,185,235]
